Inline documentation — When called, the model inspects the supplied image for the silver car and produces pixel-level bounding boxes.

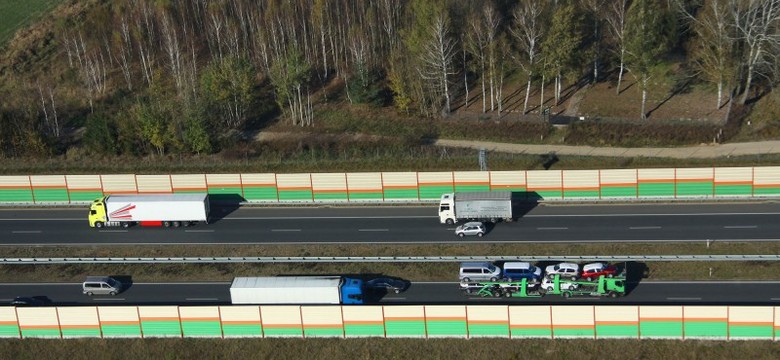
[455,222,486,237]
[82,276,123,296]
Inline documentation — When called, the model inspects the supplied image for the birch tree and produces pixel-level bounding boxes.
[541,2,586,105]
[675,0,737,108]
[732,0,780,104]
[509,0,546,114]
[606,0,631,94]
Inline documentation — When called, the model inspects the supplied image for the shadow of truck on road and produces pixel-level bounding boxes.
[207,194,244,223]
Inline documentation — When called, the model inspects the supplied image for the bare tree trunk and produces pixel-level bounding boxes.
[617,48,625,94]
[523,75,532,115]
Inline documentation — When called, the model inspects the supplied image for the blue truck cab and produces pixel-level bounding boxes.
[340,277,365,304]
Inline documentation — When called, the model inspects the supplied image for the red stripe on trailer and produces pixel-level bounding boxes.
[140,221,162,227]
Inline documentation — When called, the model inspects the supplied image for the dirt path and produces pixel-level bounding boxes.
[255,132,780,159]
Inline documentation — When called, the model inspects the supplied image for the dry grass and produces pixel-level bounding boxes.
[0,242,778,282]
[0,338,778,360]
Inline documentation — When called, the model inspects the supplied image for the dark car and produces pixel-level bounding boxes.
[365,278,409,294]
[9,296,50,306]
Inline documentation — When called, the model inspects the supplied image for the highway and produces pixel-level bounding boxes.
[0,202,779,245]
[1,280,779,306]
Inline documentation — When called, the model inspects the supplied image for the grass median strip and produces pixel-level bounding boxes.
[0,242,778,282]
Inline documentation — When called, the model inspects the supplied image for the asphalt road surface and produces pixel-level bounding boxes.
[1,280,779,306]
[0,202,779,245]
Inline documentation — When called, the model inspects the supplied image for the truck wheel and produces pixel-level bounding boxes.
[173,221,181,227]
[465,288,474,294]
[489,218,497,223]
[121,222,130,228]
[445,219,454,225]
[504,291,512,298]
[95,222,104,229]
[183,221,190,227]
[609,291,618,298]
[163,221,171,227]
[563,292,571,298]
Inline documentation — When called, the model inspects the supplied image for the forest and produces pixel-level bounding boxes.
[0,0,779,158]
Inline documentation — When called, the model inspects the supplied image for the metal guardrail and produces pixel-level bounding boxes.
[1,255,778,264]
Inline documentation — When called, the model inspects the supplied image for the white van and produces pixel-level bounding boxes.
[82,276,123,296]
[459,262,502,282]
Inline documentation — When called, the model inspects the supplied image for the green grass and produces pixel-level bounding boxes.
[0,0,60,46]
[0,338,778,359]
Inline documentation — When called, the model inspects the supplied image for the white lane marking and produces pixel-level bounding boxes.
[770,298,780,301]
[468,297,500,300]
[383,297,406,300]
[358,229,389,232]
[185,230,214,233]
[0,218,81,221]
[11,230,42,234]
[723,225,757,229]
[0,298,12,301]
[537,227,568,230]
[7,238,780,246]
[629,226,661,230]
[92,298,126,301]
[271,229,301,232]
[666,297,701,301]
[98,230,128,233]
[526,212,780,218]
[185,298,219,301]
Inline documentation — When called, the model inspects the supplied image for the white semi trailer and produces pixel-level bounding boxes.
[229,276,365,305]
[88,193,210,228]
[438,191,514,224]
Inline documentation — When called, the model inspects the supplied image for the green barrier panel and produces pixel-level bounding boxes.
[684,321,727,339]
[0,324,20,338]
[418,185,453,200]
[344,323,385,337]
[510,326,551,338]
[101,324,141,337]
[303,326,343,337]
[639,321,683,338]
[221,323,262,337]
[242,186,278,201]
[140,320,181,337]
[729,324,773,339]
[533,190,563,200]
[69,190,103,202]
[20,328,60,338]
[596,324,638,338]
[347,191,383,201]
[676,182,713,197]
[754,186,780,196]
[0,189,34,202]
[207,187,243,196]
[61,327,101,337]
[454,185,490,193]
[182,320,222,337]
[382,188,418,200]
[553,326,594,338]
[638,183,675,197]
[277,190,313,201]
[467,323,509,337]
[714,184,752,196]
[384,320,425,337]
[313,192,348,201]
[600,186,637,198]
[32,188,70,202]
[563,190,600,199]
[262,326,302,337]
[425,320,467,337]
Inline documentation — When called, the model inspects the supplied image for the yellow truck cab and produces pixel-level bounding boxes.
[88,197,108,227]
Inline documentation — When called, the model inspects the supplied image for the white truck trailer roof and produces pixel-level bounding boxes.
[107,193,208,202]
[230,276,343,304]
